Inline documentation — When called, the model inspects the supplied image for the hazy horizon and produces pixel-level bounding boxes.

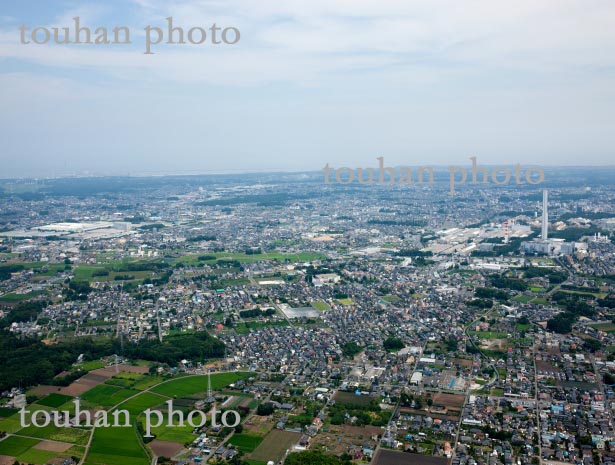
[3,162,615,183]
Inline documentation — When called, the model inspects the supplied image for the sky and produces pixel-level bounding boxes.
[1,0,615,178]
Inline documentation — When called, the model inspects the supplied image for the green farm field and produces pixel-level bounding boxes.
[229,432,264,453]
[117,392,167,416]
[86,425,150,465]
[150,372,253,398]
[81,385,140,406]
[15,422,90,444]
[0,435,39,456]
[36,393,73,408]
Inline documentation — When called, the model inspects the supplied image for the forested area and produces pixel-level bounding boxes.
[0,329,224,391]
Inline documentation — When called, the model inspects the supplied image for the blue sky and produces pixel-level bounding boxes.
[1,0,615,178]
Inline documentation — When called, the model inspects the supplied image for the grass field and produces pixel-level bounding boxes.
[76,360,107,371]
[139,413,196,444]
[132,376,166,391]
[248,399,259,409]
[248,430,300,463]
[0,291,43,302]
[561,289,607,299]
[0,435,39,456]
[0,252,18,259]
[73,259,164,283]
[74,266,153,283]
[73,266,102,280]
[512,295,534,303]
[106,377,140,388]
[36,393,73,408]
[512,338,533,345]
[81,385,140,406]
[0,407,18,418]
[67,444,87,457]
[16,423,90,444]
[235,320,289,334]
[311,301,330,311]
[228,433,264,454]
[470,331,509,339]
[105,372,148,389]
[0,412,24,433]
[118,392,167,416]
[590,323,615,333]
[150,373,253,398]
[336,298,354,305]
[15,448,59,464]
[86,425,150,465]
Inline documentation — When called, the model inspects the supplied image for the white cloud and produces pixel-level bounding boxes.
[0,0,614,87]
[1,0,615,174]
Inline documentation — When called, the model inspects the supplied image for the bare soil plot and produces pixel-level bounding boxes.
[248,430,300,463]
[338,424,381,437]
[58,376,101,397]
[238,397,253,408]
[82,373,110,383]
[0,456,15,465]
[431,393,465,409]
[92,365,149,376]
[57,365,149,396]
[149,440,184,457]
[30,385,61,396]
[311,424,381,455]
[48,459,72,465]
[34,441,73,453]
[451,358,473,369]
[333,391,373,406]
[399,407,460,422]
[241,414,274,436]
[536,361,559,372]
[481,339,508,350]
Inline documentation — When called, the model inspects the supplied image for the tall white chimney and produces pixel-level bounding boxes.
[542,189,548,241]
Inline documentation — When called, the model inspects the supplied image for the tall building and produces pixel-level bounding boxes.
[542,189,548,241]
[522,188,576,256]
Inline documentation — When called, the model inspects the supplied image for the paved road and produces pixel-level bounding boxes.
[464,309,500,388]
[449,308,505,464]
[533,343,543,465]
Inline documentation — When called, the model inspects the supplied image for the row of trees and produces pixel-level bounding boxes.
[238,308,275,318]
[0,330,225,391]
[547,297,596,334]
[0,300,50,328]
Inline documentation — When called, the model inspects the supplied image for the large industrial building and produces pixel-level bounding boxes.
[521,189,577,256]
